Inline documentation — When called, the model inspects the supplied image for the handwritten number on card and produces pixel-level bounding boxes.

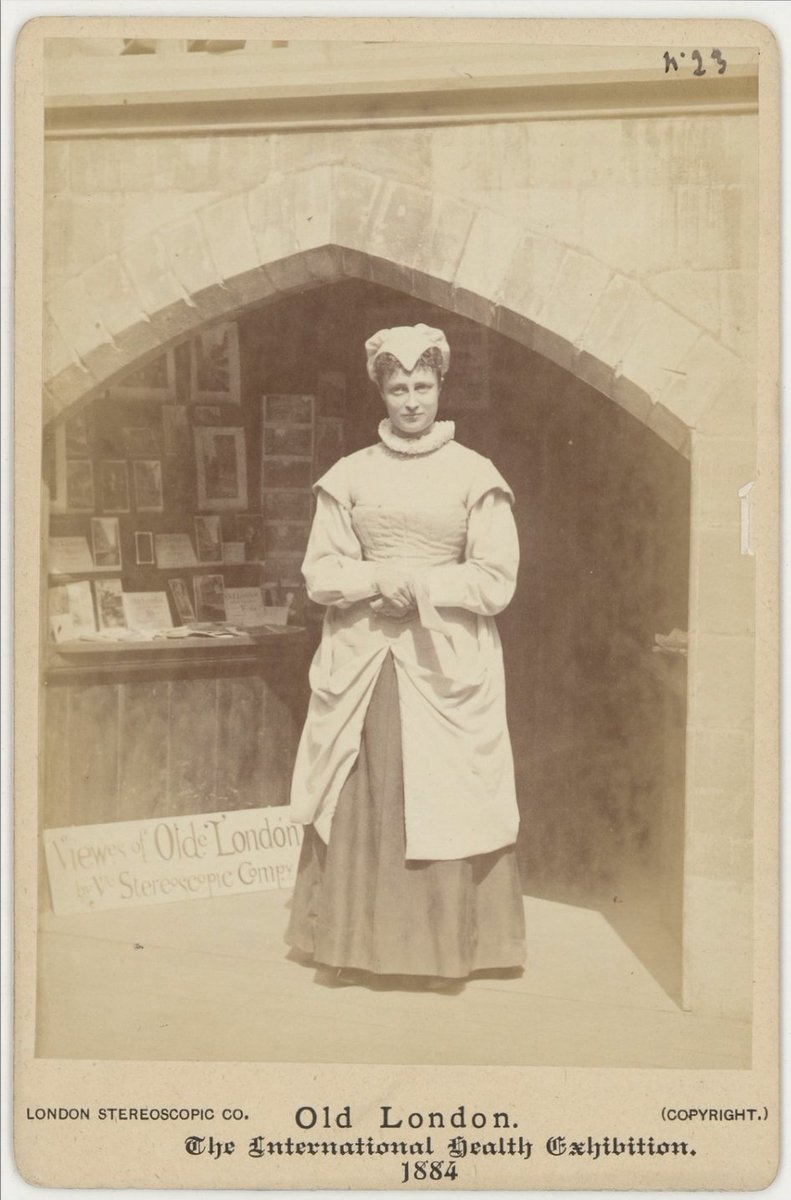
[664,49,727,76]
[691,50,706,76]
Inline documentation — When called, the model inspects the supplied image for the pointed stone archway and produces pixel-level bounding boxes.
[43,166,740,456]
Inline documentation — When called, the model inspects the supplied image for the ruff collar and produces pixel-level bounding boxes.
[378,418,455,456]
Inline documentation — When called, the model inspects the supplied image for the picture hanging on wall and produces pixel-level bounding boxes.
[235,514,266,562]
[108,349,177,404]
[65,459,95,511]
[262,458,312,490]
[99,460,131,514]
[194,427,248,511]
[193,515,223,564]
[90,517,122,569]
[122,426,159,458]
[134,532,155,567]
[64,409,92,456]
[189,322,241,405]
[132,459,164,513]
[264,425,313,456]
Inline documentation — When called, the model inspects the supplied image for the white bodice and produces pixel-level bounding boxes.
[351,505,468,567]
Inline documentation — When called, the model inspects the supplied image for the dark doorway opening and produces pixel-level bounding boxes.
[236,276,691,1003]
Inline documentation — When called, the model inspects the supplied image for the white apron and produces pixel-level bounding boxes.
[288,434,521,861]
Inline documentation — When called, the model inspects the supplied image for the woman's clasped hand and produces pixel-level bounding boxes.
[370,564,419,619]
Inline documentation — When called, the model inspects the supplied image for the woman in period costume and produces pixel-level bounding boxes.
[286,323,525,989]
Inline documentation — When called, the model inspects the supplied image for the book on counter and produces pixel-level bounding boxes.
[122,591,173,633]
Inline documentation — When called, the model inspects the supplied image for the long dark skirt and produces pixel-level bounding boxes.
[285,652,526,979]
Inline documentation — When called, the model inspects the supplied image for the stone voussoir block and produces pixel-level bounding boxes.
[645,401,692,457]
[453,208,526,306]
[122,233,185,318]
[577,276,655,373]
[43,309,79,382]
[157,214,221,298]
[492,305,537,352]
[199,193,261,283]
[450,286,498,331]
[146,298,205,348]
[81,339,145,392]
[45,365,99,423]
[330,166,385,252]
[610,374,654,426]
[617,300,702,403]
[113,319,168,368]
[535,250,613,349]
[245,176,297,265]
[184,282,243,326]
[367,179,434,272]
[495,235,566,327]
[291,165,334,253]
[81,255,147,340]
[421,194,477,284]
[368,255,416,299]
[657,333,742,431]
[46,275,111,362]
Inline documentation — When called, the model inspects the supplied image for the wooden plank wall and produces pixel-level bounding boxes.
[41,667,307,831]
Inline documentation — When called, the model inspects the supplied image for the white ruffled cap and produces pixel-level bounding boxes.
[365,323,450,382]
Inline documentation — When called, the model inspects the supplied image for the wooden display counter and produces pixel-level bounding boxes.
[42,628,315,831]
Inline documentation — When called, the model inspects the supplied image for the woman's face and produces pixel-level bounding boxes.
[380,365,440,437]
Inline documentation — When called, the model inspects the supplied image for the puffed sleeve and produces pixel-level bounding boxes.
[424,460,519,616]
[300,459,379,607]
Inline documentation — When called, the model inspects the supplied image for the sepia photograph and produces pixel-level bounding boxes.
[193,513,223,564]
[190,320,242,404]
[93,577,126,632]
[264,424,314,457]
[236,512,266,561]
[168,576,197,625]
[99,458,130,513]
[12,12,780,1195]
[134,530,155,567]
[65,458,94,511]
[90,515,122,569]
[194,425,249,510]
[193,571,227,622]
[121,425,159,458]
[132,458,164,513]
[64,409,92,456]
[108,347,176,403]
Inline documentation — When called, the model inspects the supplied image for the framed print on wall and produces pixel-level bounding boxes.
[189,321,241,405]
[132,459,164,513]
[107,349,177,403]
[99,460,130,514]
[193,426,248,511]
